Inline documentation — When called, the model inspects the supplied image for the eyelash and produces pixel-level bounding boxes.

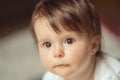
[64,37,75,45]
[41,37,75,48]
[42,42,52,48]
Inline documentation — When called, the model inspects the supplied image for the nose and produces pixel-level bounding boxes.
[54,48,65,58]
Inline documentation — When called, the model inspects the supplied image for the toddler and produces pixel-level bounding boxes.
[31,0,120,80]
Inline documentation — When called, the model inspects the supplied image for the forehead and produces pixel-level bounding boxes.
[34,17,73,35]
[34,18,71,39]
[34,18,89,41]
[34,18,52,32]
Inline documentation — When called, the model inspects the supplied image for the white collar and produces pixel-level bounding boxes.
[94,53,120,80]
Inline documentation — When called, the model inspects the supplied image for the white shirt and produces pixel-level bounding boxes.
[42,53,120,80]
[94,53,120,80]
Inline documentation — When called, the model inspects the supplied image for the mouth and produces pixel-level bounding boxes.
[54,64,70,68]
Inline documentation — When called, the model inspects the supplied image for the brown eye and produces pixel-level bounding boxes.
[43,42,51,48]
[65,38,74,44]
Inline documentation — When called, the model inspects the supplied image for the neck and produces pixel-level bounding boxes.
[64,56,96,80]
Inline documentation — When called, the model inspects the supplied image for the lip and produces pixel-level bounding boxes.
[54,64,70,68]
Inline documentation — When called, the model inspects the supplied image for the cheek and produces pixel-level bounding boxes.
[39,49,52,70]
[66,43,91,65]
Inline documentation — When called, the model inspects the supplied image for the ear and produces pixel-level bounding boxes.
[90,35,101,55]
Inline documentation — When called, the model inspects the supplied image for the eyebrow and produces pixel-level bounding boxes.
[38,38,50,43]
[37,32,77,43]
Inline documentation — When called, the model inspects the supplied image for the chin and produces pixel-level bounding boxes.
[55,71,72,78]
[52,66,74,78]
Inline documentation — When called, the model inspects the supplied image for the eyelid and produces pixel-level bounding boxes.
[64,37,75,43]
[42,41,51,47]
[42,42,46,46]
[38,41,49,47]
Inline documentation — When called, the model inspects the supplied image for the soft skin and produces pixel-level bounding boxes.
[33,18,100,80]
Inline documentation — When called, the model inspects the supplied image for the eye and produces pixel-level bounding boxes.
[65,38,75,45]
[43,42,52,48]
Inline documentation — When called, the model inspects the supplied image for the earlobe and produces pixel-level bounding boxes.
[91,35,101,55]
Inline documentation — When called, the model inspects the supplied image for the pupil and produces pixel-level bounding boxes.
[46,42,51,48]
[67,38,73,44]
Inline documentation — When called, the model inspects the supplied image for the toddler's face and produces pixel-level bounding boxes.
[34,19,96,78]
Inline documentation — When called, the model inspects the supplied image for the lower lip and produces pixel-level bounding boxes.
[55,64,70,68]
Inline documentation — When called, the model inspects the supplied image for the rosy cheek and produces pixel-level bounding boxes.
[67,45,89,65]
[39,50,51,69]
[40,53,47,65]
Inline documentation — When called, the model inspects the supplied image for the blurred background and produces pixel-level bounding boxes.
[0,0,120,80]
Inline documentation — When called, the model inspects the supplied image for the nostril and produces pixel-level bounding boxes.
[54,50,65,58]
[59,53,64,58]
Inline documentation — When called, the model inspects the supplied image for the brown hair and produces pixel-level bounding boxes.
[31,0,101,54]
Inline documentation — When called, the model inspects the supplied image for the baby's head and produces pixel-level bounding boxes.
[31,0,101,78]
[32,0,101,50]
